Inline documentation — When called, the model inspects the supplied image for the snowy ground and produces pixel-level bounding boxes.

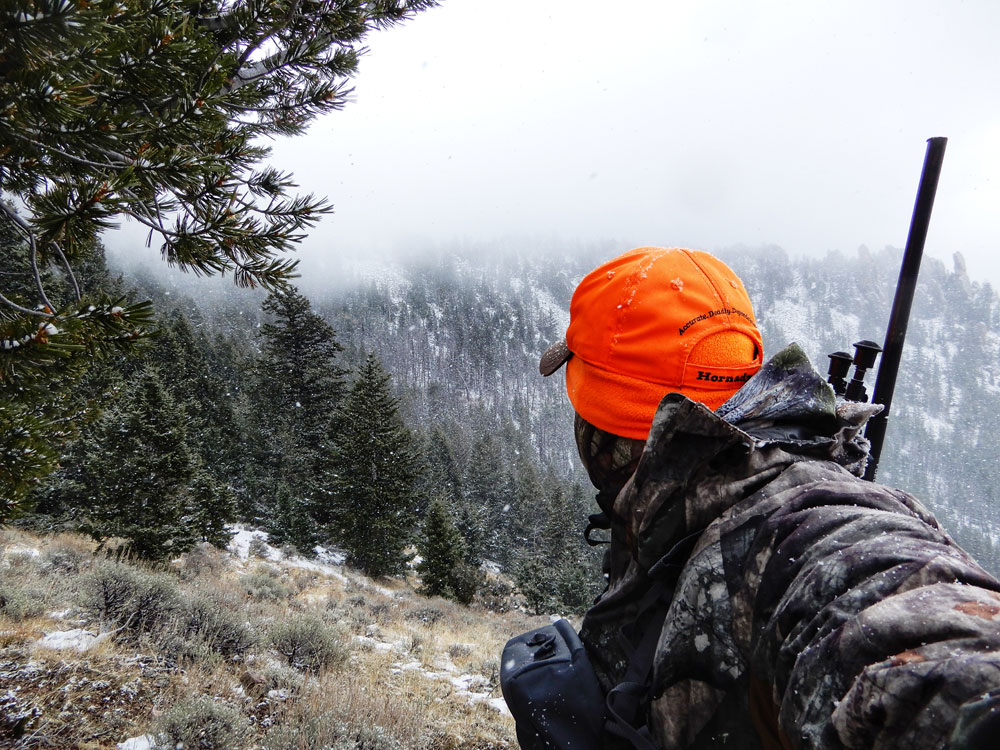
[36,628,100,652]
[392,654,510,716]
[354,634,510,716]
[226,527,511,717]
[117,736,156,750]
[8,525,515,749]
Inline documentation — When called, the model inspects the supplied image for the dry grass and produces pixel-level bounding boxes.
[0,527,548,749]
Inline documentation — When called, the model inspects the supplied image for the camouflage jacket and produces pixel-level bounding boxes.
[579,345,1000,750]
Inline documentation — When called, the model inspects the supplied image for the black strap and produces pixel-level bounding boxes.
[603,528,706,749]
[585,511,611,546]
[605,602,671,749]
[605,681,661,750]
[647,528,704,579]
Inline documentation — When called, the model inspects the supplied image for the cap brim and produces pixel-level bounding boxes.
[539,339,572,376]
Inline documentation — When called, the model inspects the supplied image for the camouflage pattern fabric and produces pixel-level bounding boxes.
[579,344,1000,749]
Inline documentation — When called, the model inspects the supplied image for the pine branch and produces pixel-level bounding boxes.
[48,235,81,301]
[7,128,128,171]
[0,289,52,318]
[27,235,54,312]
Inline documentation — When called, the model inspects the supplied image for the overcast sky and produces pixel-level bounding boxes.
[113,0,1000,287]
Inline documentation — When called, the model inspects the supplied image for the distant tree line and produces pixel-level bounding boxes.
[12,237,1000,614]
[304,242,1000,577]
[16,247,601,614]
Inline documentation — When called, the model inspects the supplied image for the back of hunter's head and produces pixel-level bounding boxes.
[541,247,763,441]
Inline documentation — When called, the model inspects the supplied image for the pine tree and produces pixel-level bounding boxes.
[266,485,318,554]
[421,425,465,504]
[487,464,520,569]
[417,497,467,600]
[27,351,125,521]
[464,434,505,565]
[188,471,237,550]
[147,311,248,494]
[1,0,436,289]
[421,424,487,564]
[248,286,345,540]
[257,287,345,432]
[0,0,434,518]
[548,481,602,613]
[328,353,418,577]
[514,478,603,615]
[515,557,554,615]
[454,496,487,567]
[77,366,207,560]
[510,454,546,557]
[143,310,244,458]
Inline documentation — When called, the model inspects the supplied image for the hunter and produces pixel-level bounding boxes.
[539,247,1000,749]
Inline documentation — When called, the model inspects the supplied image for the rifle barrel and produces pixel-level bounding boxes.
[864,136,948,481]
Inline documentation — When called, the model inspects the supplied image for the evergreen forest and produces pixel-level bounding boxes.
[10,238,1000,601]
[2,0,999,616]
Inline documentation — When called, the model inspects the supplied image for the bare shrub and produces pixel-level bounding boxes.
[248,537,271,559]
[78,560,181,638]
[269,616,349,672]
[177,542,228,581]
[284,566,318,593]
[404,632,426,656]
[177,594,256,659]
[367,601,397,625]
[41,538,92,575]
[479,657,501,693]
[153,696,250,749]
[156,631,216,666]
[332,594,378,629]
[404,605,445,625]
[447,643,474,662]
[255,662,304,695]
[4,548,40,572]
[261,673,427,750]
[264,716,398,750]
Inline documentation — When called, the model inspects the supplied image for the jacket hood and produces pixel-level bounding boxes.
[619,343,882,572]
[718,342,882,473]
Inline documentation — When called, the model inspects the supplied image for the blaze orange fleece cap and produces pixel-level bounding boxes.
[540,247,763,440]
